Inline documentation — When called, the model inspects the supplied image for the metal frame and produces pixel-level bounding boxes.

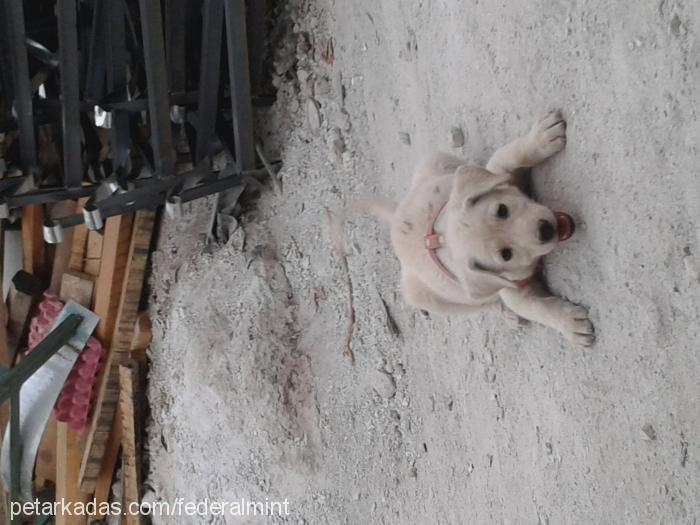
[0,0,273,243]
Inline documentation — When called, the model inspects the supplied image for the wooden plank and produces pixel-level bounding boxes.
[92,214,134,344]
[69,198,89,272]
[119,363,141,525]
[83,230,103,276]
[56,422,90,525]
[21,204,46,279]
[59,270,95,308]
[88,408,122,524]
[131,312,152,358]
[48,200,78,294]
[80,210,155,492]
[90,312,151,522]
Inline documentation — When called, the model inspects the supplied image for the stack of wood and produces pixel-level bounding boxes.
[1,200,156,524]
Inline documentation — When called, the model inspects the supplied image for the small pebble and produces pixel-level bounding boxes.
[306,99,321,133]
[374,371,396,399]
[641,423,657,441]
[449,126,465,148]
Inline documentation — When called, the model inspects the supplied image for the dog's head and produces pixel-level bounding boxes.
[446,166,574,299]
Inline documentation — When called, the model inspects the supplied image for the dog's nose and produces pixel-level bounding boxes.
[538,220,555,243]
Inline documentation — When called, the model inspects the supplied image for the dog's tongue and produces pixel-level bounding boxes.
[554,212,576,241]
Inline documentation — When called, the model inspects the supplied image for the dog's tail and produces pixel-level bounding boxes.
[326,194,397,254]
[325,194,397,364]
[348,195,397,225]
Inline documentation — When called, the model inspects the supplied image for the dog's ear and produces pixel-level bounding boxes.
[452,166,511,208]
[461,259,517,300]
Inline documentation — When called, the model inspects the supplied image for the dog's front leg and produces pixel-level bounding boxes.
[486,111,567,176]
[499,285,594,346]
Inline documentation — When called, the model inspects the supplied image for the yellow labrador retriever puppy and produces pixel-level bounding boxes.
[368,111,594,346]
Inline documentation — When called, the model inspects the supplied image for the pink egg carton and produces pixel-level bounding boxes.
[28,293,106,432]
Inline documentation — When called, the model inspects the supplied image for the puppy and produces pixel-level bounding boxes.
[362,112,594,346]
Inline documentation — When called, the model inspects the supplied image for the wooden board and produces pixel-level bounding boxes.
[83,230,103,277]
[80,210,155,492]
[130,312,152,359]
[92,213,134,344]
[56,422,90,525]
[119,363,141,525]
[21,204,46,279]
[69,198,89,272]
[48,200,78,294]
[59,270,95,308]
[88,408,122,524]
[90,312,151,521]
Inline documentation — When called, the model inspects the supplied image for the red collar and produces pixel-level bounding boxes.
[424,202,538,288]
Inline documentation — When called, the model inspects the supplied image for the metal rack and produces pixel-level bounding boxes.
[0,0,272,243]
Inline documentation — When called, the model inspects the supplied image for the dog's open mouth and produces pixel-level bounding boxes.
[554,212,576,241]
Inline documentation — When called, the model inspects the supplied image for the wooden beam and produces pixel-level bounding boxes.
[21,204,46,279]
[92,214,134,344]
[83,230,103,277]
[59,270,95,308]
[80,210,155,492]
[48,200,78,294]
[56,423,90,525]
[88,408,122,524]
[119,363,141,525]
[130,312,152,359]
[69,199,89,272]
[90,312,151,521]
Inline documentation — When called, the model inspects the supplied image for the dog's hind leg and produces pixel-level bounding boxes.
[411,152,466,189]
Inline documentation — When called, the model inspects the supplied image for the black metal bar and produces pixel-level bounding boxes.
[84,0,106,101]
[223,0,256,171]
[104,0,130,177]
[178,171,248,203]
[196,0,224,165]
[50,167,266,228]
[2,0,38,180]
[57,0,83,189]
[0,176,27,195]
[4,185,96,207]
[138,0,175,178]
[247,0,267,97]
[165,0,186,96]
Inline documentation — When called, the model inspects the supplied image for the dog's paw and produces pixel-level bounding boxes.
[557,302,595,347]
[526,110,567,163]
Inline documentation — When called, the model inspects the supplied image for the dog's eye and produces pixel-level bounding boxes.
[496,204,509,219]
[500,248,513,261]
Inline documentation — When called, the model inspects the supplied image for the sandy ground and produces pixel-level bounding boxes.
[144,1,700,523]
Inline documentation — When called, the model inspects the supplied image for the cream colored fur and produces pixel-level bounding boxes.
[363,111,594,346]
